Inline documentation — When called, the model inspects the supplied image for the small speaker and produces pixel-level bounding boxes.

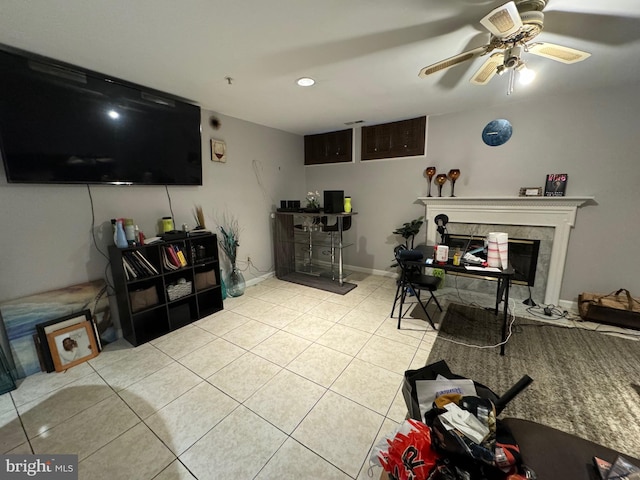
[323,190,344,213]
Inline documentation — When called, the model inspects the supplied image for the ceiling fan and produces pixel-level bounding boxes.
[419,0,591,87]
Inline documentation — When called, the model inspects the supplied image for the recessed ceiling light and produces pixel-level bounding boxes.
[296,77,315,87]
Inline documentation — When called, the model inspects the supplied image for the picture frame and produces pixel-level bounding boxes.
[210,139,227,163]
[519,186,543,197]
[36,309,100,373]
[46,320,99,372]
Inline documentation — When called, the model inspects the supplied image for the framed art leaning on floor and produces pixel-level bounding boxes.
[45,320,99,372]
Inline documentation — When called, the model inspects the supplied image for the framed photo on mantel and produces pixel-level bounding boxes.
[544,173,568,197]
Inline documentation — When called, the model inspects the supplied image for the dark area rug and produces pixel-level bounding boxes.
[280,272,357,295]
[426,303,640,457]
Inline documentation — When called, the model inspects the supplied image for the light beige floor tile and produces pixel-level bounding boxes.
[283,314,335,341]
[256,437,350,479]
[338,308,388,333]
[251,330,311,366]
[330,358,403,415]
[256,287,298,304]
[387,387,410,423]
[153,326,216,359]
[245,283,277,298]
[193,310,249,336]
[307,301,352,322]
[357,417,400,480]
[145,381,239,455]
[255,304,302,329]
[221,293,252,310]
[229,298,276,320]
[97,345,173,391]
[180,406,286,479]
[30,395,139,460]
[293,286,333,300]
[0,392,15,415]
[150,324,199,345]
[286,343,352,387]
[207,352,281,402]
[119,363,202,419]
[358,295,396,315]
[178,337,246,378]
[18,373,113,438]
[357,335,419,375]
[257,277,290,288]
[375,317,425,346]
[278,293,324,313]
[0,408,28,454]
[87,338,136,371]
[78,423,175,480]
[316,324,372,356]
[245,369,326,433]
[154,460,197,480]
[11,363,94,406]
[222,319,277,349]
[325,292,367,308]
[6,442,33,454]
[292,390,384,478]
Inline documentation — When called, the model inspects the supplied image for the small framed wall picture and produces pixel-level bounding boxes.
[45,320,99,372]
[210,139,227,163]
[519,187,543,197]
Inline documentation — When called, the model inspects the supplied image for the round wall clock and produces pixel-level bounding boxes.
[482,119,513,146]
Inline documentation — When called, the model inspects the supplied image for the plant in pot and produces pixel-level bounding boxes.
[216,211,246,297]
[393,216,424,249]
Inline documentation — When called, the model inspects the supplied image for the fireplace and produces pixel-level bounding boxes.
[418,196,593,305]
[444,233,541,287]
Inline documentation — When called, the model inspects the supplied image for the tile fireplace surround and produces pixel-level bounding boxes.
[417,196,594,306]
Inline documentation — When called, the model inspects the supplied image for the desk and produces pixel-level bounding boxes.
[413,258,514,355]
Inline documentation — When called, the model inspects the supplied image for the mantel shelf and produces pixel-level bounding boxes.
[417,196,595,208]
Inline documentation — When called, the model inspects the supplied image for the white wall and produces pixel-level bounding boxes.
[306,83,640,303]
[0,111,305,309]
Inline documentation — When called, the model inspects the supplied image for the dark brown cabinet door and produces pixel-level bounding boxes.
[304,129,353,165]
[361,116,426,160]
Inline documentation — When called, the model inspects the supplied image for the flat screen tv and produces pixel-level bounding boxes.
[0,46,202,185]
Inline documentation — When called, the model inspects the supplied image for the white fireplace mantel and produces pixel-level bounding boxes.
[417,196,594,305]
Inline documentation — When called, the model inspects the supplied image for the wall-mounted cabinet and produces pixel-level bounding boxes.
[109,233,223,346]
[361,116,426,160]
[304,129,353,165]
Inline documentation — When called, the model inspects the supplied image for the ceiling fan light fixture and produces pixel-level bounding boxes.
[518,64,536,85]
[296,77,315,87]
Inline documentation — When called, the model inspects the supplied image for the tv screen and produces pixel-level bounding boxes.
[0,47,202,185]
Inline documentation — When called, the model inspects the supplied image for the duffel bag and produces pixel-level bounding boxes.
[578,288,640,330]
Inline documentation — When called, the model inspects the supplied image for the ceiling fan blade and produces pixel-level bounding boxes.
[419,45,489,78]
[480,1,523,38]
[470,52,504,85]
[527,42,591,64]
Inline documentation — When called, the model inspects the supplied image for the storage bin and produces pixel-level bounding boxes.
[167,280,192,301]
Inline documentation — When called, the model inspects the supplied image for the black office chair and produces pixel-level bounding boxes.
[390,245,442,330]
[320,216,352,279]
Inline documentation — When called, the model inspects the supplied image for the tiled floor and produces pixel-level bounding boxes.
[3,273,637,479]
[1,273,448,480]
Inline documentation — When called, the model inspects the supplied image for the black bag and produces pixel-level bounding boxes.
[402,360,499,422]
[402,361,532,479]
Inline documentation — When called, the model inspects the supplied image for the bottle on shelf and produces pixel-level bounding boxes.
[114,219,128,248]
[125,219,136,245]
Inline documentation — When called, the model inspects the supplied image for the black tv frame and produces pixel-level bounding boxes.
[0,44,202,186]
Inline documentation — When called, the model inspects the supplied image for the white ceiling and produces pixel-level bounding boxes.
[1,0,640,136]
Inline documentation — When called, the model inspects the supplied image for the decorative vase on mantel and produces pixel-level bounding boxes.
[225,264,246,297]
